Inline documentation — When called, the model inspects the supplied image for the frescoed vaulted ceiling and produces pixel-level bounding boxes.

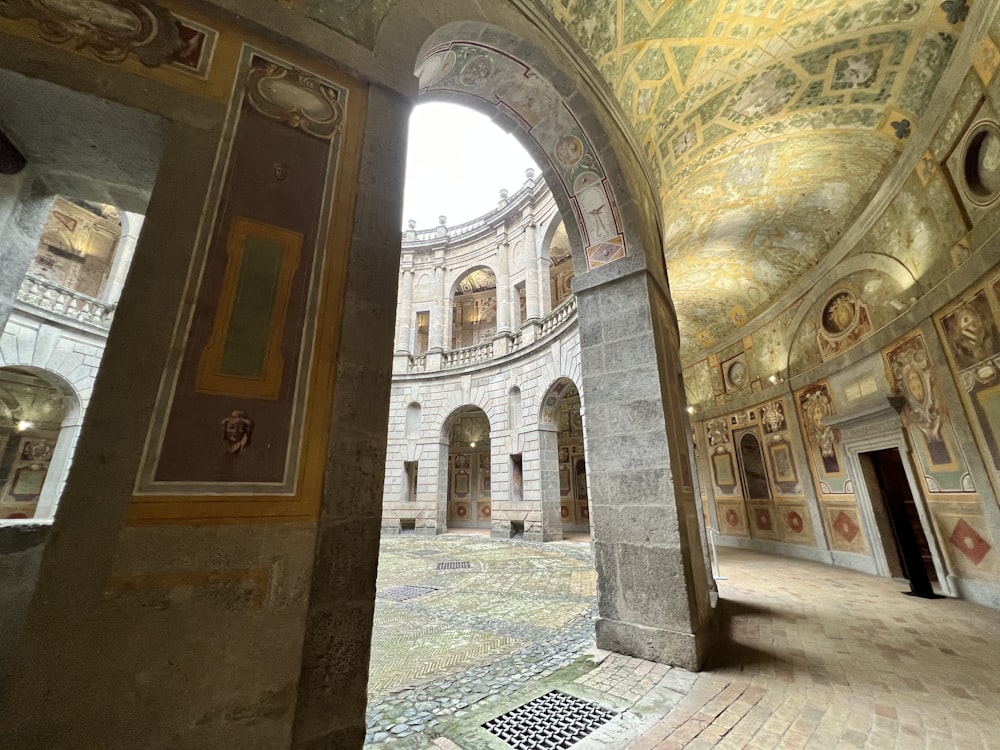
[541,0,964,358]
[299,0,967,360]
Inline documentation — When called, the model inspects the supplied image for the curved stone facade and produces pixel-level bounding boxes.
[383,175,586,540]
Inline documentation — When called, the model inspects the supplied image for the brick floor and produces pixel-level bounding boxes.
[629,548,1000,750]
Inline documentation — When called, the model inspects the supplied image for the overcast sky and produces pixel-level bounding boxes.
[402,102,540,230]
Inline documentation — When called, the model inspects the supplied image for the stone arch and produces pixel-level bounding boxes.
[432,384,502,446]
[449,264,498,299]
[392,18,665,287]
[438,403,494,530]
[0,365,82,521]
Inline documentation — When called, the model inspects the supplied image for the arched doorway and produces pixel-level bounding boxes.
[555,383,589,533]
[0,366,77,520]
[451,267,497,349]
[444,406,492,529]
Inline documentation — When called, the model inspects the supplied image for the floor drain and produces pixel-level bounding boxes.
[436,561,472,570]
[399,527,416,536]
[483,690,616,749]
[409,549,441,557]
[378,585,438,602]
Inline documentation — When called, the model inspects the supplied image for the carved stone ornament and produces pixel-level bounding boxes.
[0,0,182,66]
[889,343,943,443]
[246,61,343,140]
[760,401,786,433]
[706,418,729,448]
[221,410,254,455]
[800,388,837,459]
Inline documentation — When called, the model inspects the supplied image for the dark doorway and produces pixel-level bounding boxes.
[861,448,939,598]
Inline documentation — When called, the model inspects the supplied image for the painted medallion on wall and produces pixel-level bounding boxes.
[818,290,872,361]
[722,353,749,393]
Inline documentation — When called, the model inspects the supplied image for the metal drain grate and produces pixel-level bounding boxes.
[435,561,471,570]
[483,690,617,749]
[378,585,438,602]
[399,527,416,536]
[408,549,441,557]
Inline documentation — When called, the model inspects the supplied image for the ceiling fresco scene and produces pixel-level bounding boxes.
[300,0,966,359]
[537,0,966,356]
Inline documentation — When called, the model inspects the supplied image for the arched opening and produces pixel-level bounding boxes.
[555,383,589,534]
[546,219,575,309]
[450,267,497,349]
[443,405,492,529]
[0,366,78,521]
[1,193,145,523]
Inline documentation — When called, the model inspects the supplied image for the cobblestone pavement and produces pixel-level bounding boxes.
[365,533,598,746]
[366,538,1000,749]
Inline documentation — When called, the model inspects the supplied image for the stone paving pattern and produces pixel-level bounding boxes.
[367,538,1000,749]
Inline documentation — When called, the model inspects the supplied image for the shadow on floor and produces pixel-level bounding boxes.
[704,597,787,673]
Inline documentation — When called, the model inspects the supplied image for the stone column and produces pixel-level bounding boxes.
[523,217,540,324]
[0,174,55,332]
[395,255,414,354]
[435,438,450,533]
[103,211,144,304]
[575,260,715,671]
[428,250,447,352]
[537,249,552,317]
[292,83,408,748]
[496,229,512,336]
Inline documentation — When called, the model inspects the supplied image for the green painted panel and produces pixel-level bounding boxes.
[221,237,284,378]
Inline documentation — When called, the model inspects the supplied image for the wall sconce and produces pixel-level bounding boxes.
[17,420,33,432]
[686,406,695,415]
[469,441,476,448]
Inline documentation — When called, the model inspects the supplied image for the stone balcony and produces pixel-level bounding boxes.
[14,275,116,332]
[396,295,577,376]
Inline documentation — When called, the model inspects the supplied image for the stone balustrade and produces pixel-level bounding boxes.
[16,275,116,330]
[404,294,577,374]
[441,340,494,369]
[541,295,576,336]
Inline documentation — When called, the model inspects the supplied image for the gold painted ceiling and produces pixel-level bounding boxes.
[546,0,965,359]
[303,0,966,359]
[543,0,963,358]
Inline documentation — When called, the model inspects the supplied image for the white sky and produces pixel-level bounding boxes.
[402,102,540,230]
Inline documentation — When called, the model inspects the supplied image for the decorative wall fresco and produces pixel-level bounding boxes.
[416,41,628,271]
[940,511,998,575]
[303,0,400,50]
[759,399,804,499]
[704,398,814,546]
[883,332,976,494]
[797,382,844,487]
[936,273,1000,496]
[0,0,217,76]
[0,0,182,66]
[137,48,352,500]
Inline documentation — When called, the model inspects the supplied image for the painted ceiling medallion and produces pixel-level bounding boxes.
[246,61,343,139]
[1,0,181,66]
[821,291,860,337]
